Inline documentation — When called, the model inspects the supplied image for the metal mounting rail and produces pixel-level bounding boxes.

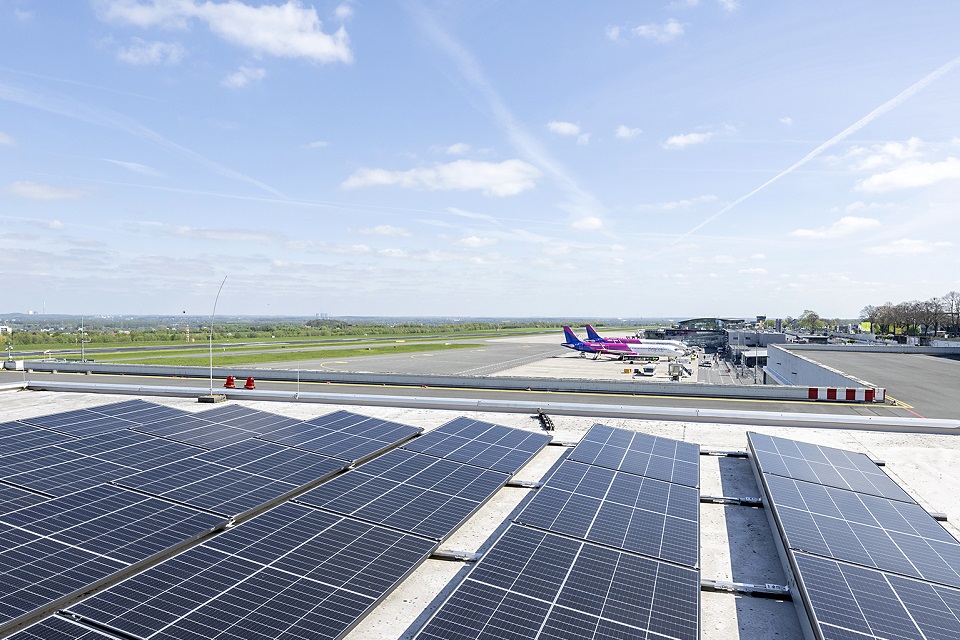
[700,495,763,507]
[701,579,791,599]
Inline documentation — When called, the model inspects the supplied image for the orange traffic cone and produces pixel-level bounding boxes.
[244,377,256,390]
[224,376,236,388]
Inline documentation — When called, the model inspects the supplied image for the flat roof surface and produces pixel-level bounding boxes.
[0,388,957,640]
[792,350,960,419]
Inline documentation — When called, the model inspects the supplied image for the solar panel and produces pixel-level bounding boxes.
[0,522,126,627]
[0,447,133,496]
[262,409,421,462]
[516,459,699,567]
[416,525,700,640]
[0,484,226,565]
[568,423,700,487]
[86,399,191,425]
[193,438,347,485]
[115,457,300,517]
[131,414,253,449]
[18,410,134,438]
[793,552,960,640]
[67,503,438,640]
[61,429,204,470]
[749,432,914,502]
[402,416,551,474]
[0,420,76,455]
[0,481,48,516]
[764,473,960,588]
[196,403,303,434]
[297,449,508,540]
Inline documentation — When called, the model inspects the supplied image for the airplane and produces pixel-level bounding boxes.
[585,324,692,353]
[562,326,684,360]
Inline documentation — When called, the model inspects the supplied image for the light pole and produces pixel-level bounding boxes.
[209,276,228,395]
[755,315,766,382]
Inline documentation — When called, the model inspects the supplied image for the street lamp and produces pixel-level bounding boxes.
[209,276,228,396]
[755,315,766,382]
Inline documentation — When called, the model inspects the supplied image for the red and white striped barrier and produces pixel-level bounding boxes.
[807,387,885,403]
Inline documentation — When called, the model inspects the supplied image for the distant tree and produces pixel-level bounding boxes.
[798,309,821,333]
[944,291,960,334]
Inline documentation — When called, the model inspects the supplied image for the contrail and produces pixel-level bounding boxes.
[673,54,960,245]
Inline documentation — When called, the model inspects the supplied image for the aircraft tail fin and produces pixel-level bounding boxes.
[585,324,603,341]
[562,326,583,345]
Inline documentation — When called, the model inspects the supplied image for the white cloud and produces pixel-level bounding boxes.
[47,220,65,230]
[604,25,621,41]
[96,0,353,63]
[847,137,923,171]
[5,181,90,200]
[663,132,712,149]
[717,0,741,12]
[116,37,184,64]
[103,159,166,177]
[445,142,470,155]
[791,216,880,239]
[779,116,793,126]
[856,158,960,192]
[221,66,266,88]
[547,121,581,137]
[0,132,14,146]
[306,140,329,149]
[357,225,411,237]
[571,216,603,230]
[457,236,497,248]
[739,267,767,275]
[341,159,541,197]
[864,239,952,255]
[171,225,278,243]
[576,133,590,146]
[334,3,353,20]
[330,243,371,254]
[615,125,642,139]
[632,19,684,43]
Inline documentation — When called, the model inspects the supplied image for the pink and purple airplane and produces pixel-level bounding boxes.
[585,324,691,353]
[562,326,684,360]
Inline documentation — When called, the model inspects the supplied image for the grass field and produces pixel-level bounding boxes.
[68,341,482,367]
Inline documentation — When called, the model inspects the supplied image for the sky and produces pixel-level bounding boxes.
[1,1,959,319]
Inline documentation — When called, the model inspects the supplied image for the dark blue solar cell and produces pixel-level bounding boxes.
[403,417,550,474]
[68,503,437,640]
[117,458,298,517]
[62,429,204,470]
[0,481,49,517]
[0,421,76,455]
[1,484,226,565]
[569,424,700,487]
[418,526,699,640]
[0,523,126,627]
[517,459,699,566]
[297,450,507,540]
[193,439,346,486]
[749,432,914,502]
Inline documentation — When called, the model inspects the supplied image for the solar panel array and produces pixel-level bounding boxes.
[0,484,225,629]
[568,422,700,487]
[415,423,700,640]
[0,399,431,635]
[297,448,510,540]
[64,503,438,640]
[402,416,551,474]
[749,432,960,639]
[4,401,549,640]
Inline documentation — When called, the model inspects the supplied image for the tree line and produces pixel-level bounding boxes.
[860,291,960,337]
